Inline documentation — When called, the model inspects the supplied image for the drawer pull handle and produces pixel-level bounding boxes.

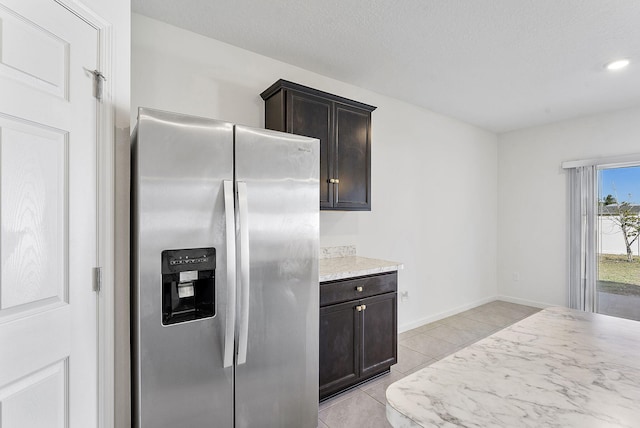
[356,286,363,292]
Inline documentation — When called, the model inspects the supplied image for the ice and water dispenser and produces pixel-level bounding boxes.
[161,247,216,325]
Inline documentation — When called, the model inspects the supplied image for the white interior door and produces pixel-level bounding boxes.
[0,0,99,427]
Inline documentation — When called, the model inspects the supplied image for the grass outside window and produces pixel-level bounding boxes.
[598,254,640,296]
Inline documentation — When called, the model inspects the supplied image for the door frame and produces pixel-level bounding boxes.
[54,1,116,427]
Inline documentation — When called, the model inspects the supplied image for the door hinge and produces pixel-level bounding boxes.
[93,267,102,293]
[88,69,106,101]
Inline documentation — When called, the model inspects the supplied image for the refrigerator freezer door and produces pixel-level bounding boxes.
[131,108,234,428]
[234,126,320,428]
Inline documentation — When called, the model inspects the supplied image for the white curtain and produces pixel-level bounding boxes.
[569,165,598,312]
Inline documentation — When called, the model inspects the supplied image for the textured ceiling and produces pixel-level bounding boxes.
[131,0,640,133]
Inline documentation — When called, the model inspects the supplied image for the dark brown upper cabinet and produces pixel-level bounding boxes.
[261,80,376,211]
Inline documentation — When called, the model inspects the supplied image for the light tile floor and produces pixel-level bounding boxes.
[317,300,541,428]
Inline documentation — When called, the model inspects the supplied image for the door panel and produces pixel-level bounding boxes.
[0,1,98,426]
[319,301,359,399]
[360,293,397,378]
[234,126,319,428]
[0,359,67,428]
[0,118,67,313]
[0,3,68,98]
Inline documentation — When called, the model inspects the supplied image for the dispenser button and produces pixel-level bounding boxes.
[180,270,198,282]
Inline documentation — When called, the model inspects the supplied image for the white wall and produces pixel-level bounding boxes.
[498,107,640,307]
[131,14,499,331]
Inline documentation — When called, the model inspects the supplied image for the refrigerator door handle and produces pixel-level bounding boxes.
[223,180,237,368]
[236,181,250,365]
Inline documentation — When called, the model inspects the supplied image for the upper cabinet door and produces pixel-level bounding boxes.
[334,103,371,210]
[262,80,376,211]
[286,91,333,209]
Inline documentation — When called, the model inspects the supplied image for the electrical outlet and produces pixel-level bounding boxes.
[400,291,409,302]
[512,272,520,281]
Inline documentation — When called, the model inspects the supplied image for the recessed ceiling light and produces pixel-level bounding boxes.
[605,59,630,71]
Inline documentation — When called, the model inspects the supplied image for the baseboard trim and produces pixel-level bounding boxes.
[398,295,559,333]
[398,295,498,333]
[495,295,555,309]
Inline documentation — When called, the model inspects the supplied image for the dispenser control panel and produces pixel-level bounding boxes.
[161,247,216,326]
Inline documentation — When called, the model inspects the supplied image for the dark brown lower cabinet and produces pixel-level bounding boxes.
[360,293,397,378]
[319,301,359,397]
[319,272,397,401]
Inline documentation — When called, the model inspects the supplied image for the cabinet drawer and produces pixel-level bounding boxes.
[320,272,397,307]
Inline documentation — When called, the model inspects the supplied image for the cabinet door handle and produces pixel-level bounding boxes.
[356,305,362,312]
[329,178,340,184]
[361,304,367,311]
[356,286,363,292]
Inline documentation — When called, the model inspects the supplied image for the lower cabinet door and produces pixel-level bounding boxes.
[319,301,360,399]
[360,293,397,378]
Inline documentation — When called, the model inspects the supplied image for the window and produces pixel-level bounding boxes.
[597,166,640,321]
[565,156,640,320]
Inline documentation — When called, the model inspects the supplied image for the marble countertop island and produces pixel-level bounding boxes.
[386,307,640,428]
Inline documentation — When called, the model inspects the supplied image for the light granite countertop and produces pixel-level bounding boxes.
[319,256,403,282]
[386,306,640,428]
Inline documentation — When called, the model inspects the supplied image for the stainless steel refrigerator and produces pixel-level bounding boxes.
[131,108,319,428]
